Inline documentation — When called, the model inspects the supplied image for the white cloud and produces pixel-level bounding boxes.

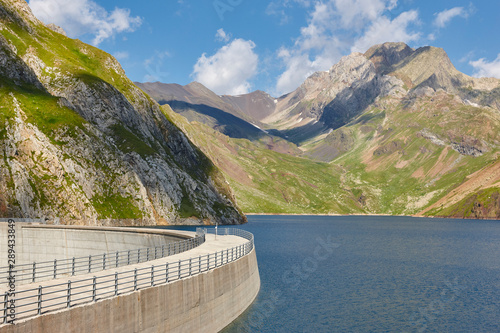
[273,0,419,96]
[434,7,468,28]
[470,54,500,79]
[215,28,231,42]
[332,0,388,30]
[192,39,259,95]
[28,0,141,45]
[351,10,420,53]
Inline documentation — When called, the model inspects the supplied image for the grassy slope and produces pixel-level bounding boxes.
[164,86,500,217]
[0,15,147,219]
[1,6,238,222]
[322,91,500,216]
[162,105,364,215]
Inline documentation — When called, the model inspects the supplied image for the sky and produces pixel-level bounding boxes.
[27,0,500,97]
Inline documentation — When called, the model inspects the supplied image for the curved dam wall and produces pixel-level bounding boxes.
[0,224,260,332]
[0,223,188,267]
[1,248,260,333]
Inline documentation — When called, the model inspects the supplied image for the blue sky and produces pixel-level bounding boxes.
[28,0,500,97]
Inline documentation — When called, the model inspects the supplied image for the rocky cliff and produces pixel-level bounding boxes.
[0,0,245,225]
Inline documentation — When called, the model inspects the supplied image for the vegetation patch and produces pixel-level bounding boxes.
[91,193,143,219]
[110,124,156,157]
[179,193,200,218]
[430,187,500,219]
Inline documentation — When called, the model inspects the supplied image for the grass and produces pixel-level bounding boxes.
[160,90,500,216]
[429,187,500,218]
[110,124,156,157]
[91,193,143,219]
[179,195,200,218]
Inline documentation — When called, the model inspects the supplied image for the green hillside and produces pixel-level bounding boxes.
[0,0,244,225]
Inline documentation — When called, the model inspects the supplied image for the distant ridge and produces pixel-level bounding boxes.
[140,42,500,219]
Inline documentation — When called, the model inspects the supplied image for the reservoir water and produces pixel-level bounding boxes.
[168,215,500,332]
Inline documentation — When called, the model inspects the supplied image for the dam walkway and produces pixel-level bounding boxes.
[0,228,253,327]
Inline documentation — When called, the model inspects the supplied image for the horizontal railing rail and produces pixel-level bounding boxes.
[0,228,253,325]
[0,231,206,286]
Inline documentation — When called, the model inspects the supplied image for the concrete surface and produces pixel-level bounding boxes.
[0,228,260,333]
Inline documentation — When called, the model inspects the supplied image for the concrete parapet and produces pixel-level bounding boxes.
[0,223,189,268]
[0,248,260,333]
[0,225,260,332]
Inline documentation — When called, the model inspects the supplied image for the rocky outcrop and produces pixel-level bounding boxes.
[0,0,244,225]
[46,23,66,36]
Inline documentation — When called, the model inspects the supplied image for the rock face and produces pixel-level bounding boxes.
[0,0,245,225]
[46,23,66,36]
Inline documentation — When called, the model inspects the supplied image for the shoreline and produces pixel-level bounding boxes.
[244,213,407,217]
[243,213,500,221]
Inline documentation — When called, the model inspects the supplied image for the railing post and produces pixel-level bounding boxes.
[103,254,106,270]
[127,250,130,266]
[155,247,157,260]
[134,269,137,291]
[72,257,75,276]
[32,262,36,283]
[189,258,192,276]
[166,262,169,283]
[199,256,201,273]
[115,272,118,296]
[178,260,181,280]
[37,285,42,315]
[88,255,92,273]
[92,276,97,302]
[138,249,141,263]
[207,254,209,271]
[215,252,218,267]
[67,281,71,308]
[151,266,154,287]
[147,248,150,261]
[3,293,8,324]
[53,259,57,279]
[116,251,119,268]
[162,245,164,258]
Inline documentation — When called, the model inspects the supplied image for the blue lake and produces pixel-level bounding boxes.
[168,215,500,332]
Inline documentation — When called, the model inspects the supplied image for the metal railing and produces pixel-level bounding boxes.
[0,228,254,324]
[0,233,206,286]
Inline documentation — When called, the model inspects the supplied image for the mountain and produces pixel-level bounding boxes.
[0,0,245,225]
[140,42,500,219]
[136,81,302,156]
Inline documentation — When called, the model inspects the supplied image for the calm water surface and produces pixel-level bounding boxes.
[170,215,500,332]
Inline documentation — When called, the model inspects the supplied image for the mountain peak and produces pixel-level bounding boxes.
[0,0,40,28]
[364,42,415,74]
[46,23,67,36]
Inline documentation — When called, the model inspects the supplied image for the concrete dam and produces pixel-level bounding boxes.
[0,221,260,332]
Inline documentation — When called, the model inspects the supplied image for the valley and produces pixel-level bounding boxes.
[138,43,500,219]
